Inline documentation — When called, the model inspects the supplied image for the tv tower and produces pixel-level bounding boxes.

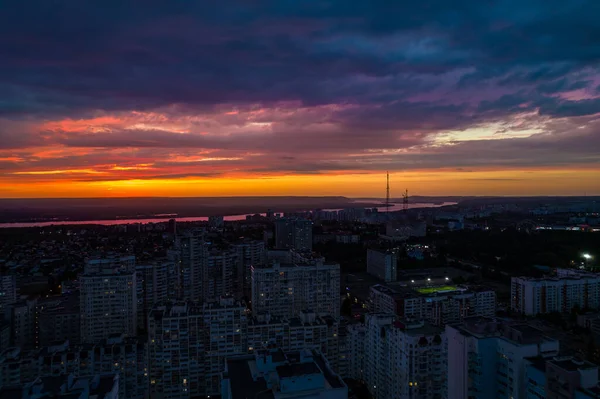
[386,171,390,212]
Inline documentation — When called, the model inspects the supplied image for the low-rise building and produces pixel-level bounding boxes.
[222,348,347,399]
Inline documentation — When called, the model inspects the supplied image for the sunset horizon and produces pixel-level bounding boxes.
[1,2,599,198]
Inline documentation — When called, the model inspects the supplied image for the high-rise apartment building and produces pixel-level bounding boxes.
[367,249,398,282]
[512,270,600,315]
[233,240,265,298]
[136,261,172,330]
[353,314,446,399]
[7,297,37,349]
[80,263,137,343]
[275,219,313,251]
[148,298,247,398]
[36,293,81,347]
[177,231,208,301]
[0,275,17,316]
[346,322,366,381]
[447,317,560,399]
[247,310,339,371]
[251,259,340,319]
[205,250,238,300]
[388,319,447,399]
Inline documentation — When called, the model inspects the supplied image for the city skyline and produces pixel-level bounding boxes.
[1,1,600,197]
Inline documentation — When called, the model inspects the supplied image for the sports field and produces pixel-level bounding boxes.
[416,285,458,294]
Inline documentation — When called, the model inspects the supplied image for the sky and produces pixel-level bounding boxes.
[1,1,600,198]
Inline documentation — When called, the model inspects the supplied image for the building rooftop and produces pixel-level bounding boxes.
[223,349,346,399]
[526,356,547,373]
[393,319,444,336]
[549,357,597,372]
[276,362,321,378]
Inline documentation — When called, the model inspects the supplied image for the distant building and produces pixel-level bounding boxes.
[384,220,426,239]
[512,270,600,315]
[367,249,398,282]
[447,317,560,399]
[222,348,347,399]
[208,215,224,228]
[168,218,177,235]
[251,258,340,319]
[275,219,313,251]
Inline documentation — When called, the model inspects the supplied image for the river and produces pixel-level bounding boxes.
[0,202,456,228]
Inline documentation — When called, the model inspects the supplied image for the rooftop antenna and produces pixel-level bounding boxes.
[386,171,390,213]
[402,189,409,212]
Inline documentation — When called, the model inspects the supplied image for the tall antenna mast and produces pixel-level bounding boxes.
[386,171,390,212]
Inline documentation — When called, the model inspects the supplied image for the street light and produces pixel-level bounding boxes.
[583,253,593,260]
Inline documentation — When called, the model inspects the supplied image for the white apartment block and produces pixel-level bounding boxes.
[80,271,137,343]
[369,284,496,326]
[367,249,398,282]
[148,298,247,398]
[251,260,340,319]
[447,317,560,399]
[512,271,600,315]
[356,314,447,399]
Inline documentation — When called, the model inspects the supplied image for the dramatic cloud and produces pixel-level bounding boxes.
[0,0,599,195]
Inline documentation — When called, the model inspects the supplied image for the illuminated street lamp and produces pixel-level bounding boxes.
[582,253,594,270]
